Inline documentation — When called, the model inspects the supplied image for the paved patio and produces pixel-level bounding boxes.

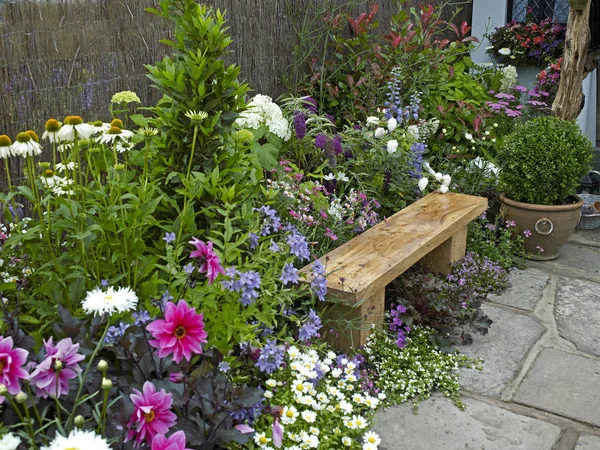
[373,228,600,450]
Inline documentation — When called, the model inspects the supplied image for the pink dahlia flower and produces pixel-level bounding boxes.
[30,337,85,398]
[127,381,177,447]
[151,431,191,450]
[188,238,226,283]
[0,336,29,401]
[147,300,208,364]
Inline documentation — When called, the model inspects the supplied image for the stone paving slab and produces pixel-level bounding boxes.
[373,394,561,449]
[556,277,600,357]
[527,243,600,284]
[459,305,545,397]
[514,348,600,427]
[487,268,548,311]
[570,228,600,248]
[575,435,600,448]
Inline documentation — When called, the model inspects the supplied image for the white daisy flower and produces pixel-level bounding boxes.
[82,286,138,316]
[464,132,473,141]
[282,405,299,424]
[363,443,378,450]
[287,346,300,359]
[331,368,342,378]
[41,429,110,450]
[303,434,319,448]
[309,427,320,436]
[364,396,379,409]
[91,121,111,134]
[339,400,353,413]
[377,392,387,400]
[116,140,135,153]
[327,351,336,360]
[301,410,317,423]
[353,415,367,429]
[264,390,273,398]
[11,132,42,157]
[0,432,21,450]
[266,379,277,388]
[254,432,271,447]
[363,431,381,446]
[96,126,134,145]
[57,116,95,141]
[342,436,353,446]
[498,47,511,55]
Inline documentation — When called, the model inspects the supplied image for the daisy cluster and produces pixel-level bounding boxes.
[251,346,385,450]
[364,326,482,409]
[0,220,32,287]
[236,94,292,141]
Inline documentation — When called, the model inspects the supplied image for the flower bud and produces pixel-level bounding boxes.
[97,360,108,372]
[0,384,8,396]
[15,392,28,403]
[169,372,185,384]
[54,360,63,371]
[101,377,113,390]
[74,415,85,427]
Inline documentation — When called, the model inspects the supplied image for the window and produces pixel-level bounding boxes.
[507,0,570,23]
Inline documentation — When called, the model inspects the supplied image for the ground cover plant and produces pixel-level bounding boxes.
[0,0,538,448]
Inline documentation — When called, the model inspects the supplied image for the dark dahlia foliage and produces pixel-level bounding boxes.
[498,116,593,205]
[387,265,493,351]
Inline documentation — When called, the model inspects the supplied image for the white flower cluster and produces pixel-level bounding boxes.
[253,346,386,450]
[0,220,33,285]
[40,173,74,196]
[500,65,518,92]
[82,286,138,316]
[236,94,291,141]
[418,162,452,194]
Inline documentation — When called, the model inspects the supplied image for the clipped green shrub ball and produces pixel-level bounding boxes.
[497,116,593,205]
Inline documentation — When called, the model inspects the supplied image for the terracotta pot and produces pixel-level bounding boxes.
[500,193,583,261]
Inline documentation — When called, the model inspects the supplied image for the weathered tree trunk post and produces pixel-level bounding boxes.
[552,0,592,120]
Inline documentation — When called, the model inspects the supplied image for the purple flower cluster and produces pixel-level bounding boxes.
[222,267,262,306]
[229,399,264,425]
[254,205,282,236]
[315,133,328,149]
[448,251,509,295]
[389,304,410,349]
[486,86,549,119]
[132,310,151,327]
[255,340,285,374]
[332,134,343,154]
[293,111,307,140]
[302,96,318,113]
[384,68,421,123]
[409,142,426,178]
[105,321,130,345]
[298,309,322,342]
[280,263,300,285]
[285,224,311,262]
[310,261,327,301]
[249,232,259,250]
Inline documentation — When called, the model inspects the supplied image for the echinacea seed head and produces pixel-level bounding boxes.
[64,115,83,125]
[107,126,123,135]
[44,169,54,177]
[26,130,39,142]
[0,135,12,146]
[45,119,61,132]
[93,120,104,127]
[16,132,31,143]
[110,119,124,129]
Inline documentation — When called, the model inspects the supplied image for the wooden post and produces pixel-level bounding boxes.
[320,288,385,352]
[552,0,592,120]
[419,226,468,275]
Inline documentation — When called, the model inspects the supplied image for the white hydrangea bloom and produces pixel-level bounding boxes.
[500,65,518,92]
[235,94,291,141]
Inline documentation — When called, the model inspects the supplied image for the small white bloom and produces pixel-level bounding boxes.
[323,173,336,181]
[41,429,110,450]
[442,174,451,186]
[377,392,387,400]
[374,127,386,138]
[339,400,353,413]
[0,432,21,450]
[387,117,397,132]
[363,431,381,446]
[342,436,353,446]
[439,184,449,194]
[418,177,428,191]
[366,116,380,126]
[57,123,96,142]
[464,132,473,141]
[386,139,398,154]
[264,390,273,398]
[337,172,350,182]
[82,286,138,316]
[254,432,271,447]
[442,128,447,133]
[407,124,420,140]
[55,162,77,173]
[434,172,443,182]
[282,405,299,424]
[484,130,490,136]
[301,410,317,423]
[266,379,277,388]
[363,443,378,450]
[498,47,511,56]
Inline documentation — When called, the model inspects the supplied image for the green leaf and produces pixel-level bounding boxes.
[250,143,279,170]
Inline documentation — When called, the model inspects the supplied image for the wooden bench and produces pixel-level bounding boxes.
[300,192,488,352]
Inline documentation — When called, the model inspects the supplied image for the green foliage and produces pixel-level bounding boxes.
[497,116,593,205]
[467,213,525,270]
[364,326,482,409]
[146,0,248,173]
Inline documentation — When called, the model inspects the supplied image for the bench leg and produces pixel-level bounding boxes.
[419,225,468,275]
[321,288,385,352]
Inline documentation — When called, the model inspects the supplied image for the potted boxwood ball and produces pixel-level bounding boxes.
[497,116,593,260]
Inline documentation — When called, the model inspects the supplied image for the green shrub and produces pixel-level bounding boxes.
[497,116,592,205]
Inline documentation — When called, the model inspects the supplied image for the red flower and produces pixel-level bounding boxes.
[147,300,208,364]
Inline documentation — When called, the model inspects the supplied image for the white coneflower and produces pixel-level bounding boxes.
[91,120,111,134]
[0,135,12,159]
[96,126,134,145]
[41,429,111,450]
[0,432,21,450]
[11,131,42,157]
[41,118,62,143]
[184,110,208,122]
[82,286,138,316]
[55,161,77,173]
[115,140,135,153]
[40,169,62,188]
[57,116,95,141]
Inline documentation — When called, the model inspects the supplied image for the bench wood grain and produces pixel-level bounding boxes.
[301,192,488,351]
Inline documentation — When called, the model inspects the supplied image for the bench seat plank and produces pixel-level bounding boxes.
[302,192,487,304]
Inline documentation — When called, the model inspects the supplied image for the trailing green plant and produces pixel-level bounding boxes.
[497,116,593,205]
[145,0,248,174]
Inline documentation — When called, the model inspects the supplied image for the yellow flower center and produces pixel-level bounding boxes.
[44,169,54,177]
[65,447,80,450]
[26,130,39,142]
[103,294,113,303]
[258,436,268,444]
[16,132,31,143]
[93,121,104,127]
[107,126,123,135]
[368,437,376,443]
[110,119,124,129]
[286,410,294,418]
[144,410,155,422]
[45,119,61,132]
[64,115,84,125]
[174,326,187,340]
[0,135,11,147]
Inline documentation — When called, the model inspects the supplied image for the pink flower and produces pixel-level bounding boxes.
[324,228,338,241]
[147,300,208,364]
[151,431,191,450]
[30,337,84,398]
[127,381,177,447]
[0,336,29,401]
[188,238,226,284]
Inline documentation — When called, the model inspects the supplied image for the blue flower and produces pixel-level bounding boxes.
[280,263,299,285]
[183,263,195,274]
[310,261,327,301]
[218,361,231,373]
[286,226,311,262]
[269,240,281,252]
[163,232,176,244]
[255,340,284,374]
[132,310,151,327]
[249,232,259,250]
[298,309,322,342]
[104,321,130,345]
